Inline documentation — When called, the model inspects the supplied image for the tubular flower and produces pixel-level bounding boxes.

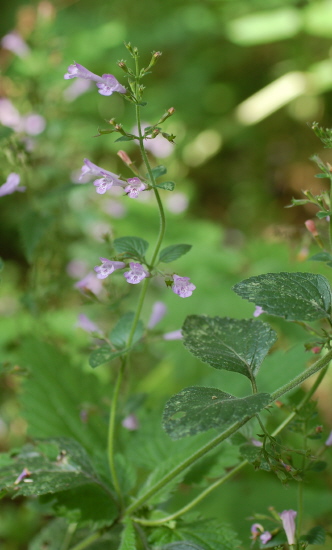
[148,301,167,329]
[280,510,297,546]
[124,262,149,284]
[172,274,196,298]
[79,158,126,193]
[64,63,126,96]
[125,177,146,198]
[94,258,125,280]
[0,173,25,197]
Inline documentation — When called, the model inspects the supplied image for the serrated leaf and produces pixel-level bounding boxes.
[19,211,52,263]
[309,252,332,262]
[18,338,107,452]
[119,518,137,550]
[43,483,117,528]
[114,453,137,495]
[89,346,127,368]
[110,312,144,349]
[163,387,270,439]
[159,244,192,263]
[150,518,241,550]
[136,453,188,505]
[156,181,175,191]
[182,316,277,380]
[113,236,149,259]
[115,136,135,142]
[233,272,332,321]
[0,438,110,498]
[301,525,326,544]
[150,165,167,179]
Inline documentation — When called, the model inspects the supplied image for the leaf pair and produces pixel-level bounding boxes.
[113,235,192,265]
[163,316,276,439]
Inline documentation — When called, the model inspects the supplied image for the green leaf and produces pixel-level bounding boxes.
[301,526,326,545]
[151,165,167,179]
[159,244,192,263]
[119,518,137,550]
[316,210,332,219]
[89,346,127,368]
[233,272,332,321]
[182,316,277,380]
[29,518,71,550]
[150,518,241,550]
[19,211,52,263]
[156,181,175,191]
[163,387,270,439]
[18,338,108,452]
[110,312,144,349]
[310,252,332,262]
[115,136,135,142]
[43,483,117,528]
[113,236,149,259]
[0,438,108,497]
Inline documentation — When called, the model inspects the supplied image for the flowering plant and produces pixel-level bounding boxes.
[1,44,332,550]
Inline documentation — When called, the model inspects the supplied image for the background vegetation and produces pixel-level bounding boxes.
[1,0,332,548]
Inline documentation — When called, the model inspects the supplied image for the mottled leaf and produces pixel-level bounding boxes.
[113,236,149,259]
[233,272,332,321]
[89,346,127,368]
[182,316,277,379]
[159,244,192,263]
[110,312,144,349]
[0,438,109,498]
[163,386,270,439]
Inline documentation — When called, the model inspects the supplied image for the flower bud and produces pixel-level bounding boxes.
[117,150,132,165]
[305,219,318,236]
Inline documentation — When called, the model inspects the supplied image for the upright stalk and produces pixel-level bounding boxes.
[107,52,167,504]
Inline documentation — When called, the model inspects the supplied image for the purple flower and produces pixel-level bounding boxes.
[79,158,126,193]
[163,329,183,340]
[125,177,146,199]
[94,258,126,280]
[325,430,332,446]
[253,306,265,317]
[1,32,30,57]
[75,272,103,295]
[148,301,167,329]
[63,79,92,102]
[96,74,127,96]
[172,274,196,298]
[122,414,139,431]
[76,314,101,334]
[280,510,297,546]
[260,532,272,544]
[64,63,126,96]
[124,262,149,284]
[0,173,25,197]
[251,523,263,540]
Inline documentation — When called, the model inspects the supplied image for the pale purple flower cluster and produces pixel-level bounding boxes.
[124,263,149,284]
[64,63,126,97]
[125,177,146,199]
[94,258,126,280]
[172,274,196,298]
[0,173,25,197]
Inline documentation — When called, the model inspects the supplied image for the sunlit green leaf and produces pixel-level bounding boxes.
[233,272,332,321]
[163,387,270,439]
[182,316,277,379]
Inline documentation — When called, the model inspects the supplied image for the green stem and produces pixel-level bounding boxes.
[69,532,102,550]
[60,523,77,550]
[107,52,167,506]
[126,353,332,518]
[132,364,330,526]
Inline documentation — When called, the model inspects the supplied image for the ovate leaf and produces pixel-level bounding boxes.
[110,312,144,349]
[159,244,192,263]
[233,272,332,321]
[182,316,277,379]
[163,386,270,439]
[150,165,167,179]
[89,346,127,368]
[113,236,149,260]
[156,181,175,191]
[115,136,135,142]
[119,518,137,550]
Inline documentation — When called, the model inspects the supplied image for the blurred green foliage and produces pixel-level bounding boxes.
[1,0,332,548]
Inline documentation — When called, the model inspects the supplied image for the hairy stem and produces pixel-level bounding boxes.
[107,52,167,505]
[132,363,330,526]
